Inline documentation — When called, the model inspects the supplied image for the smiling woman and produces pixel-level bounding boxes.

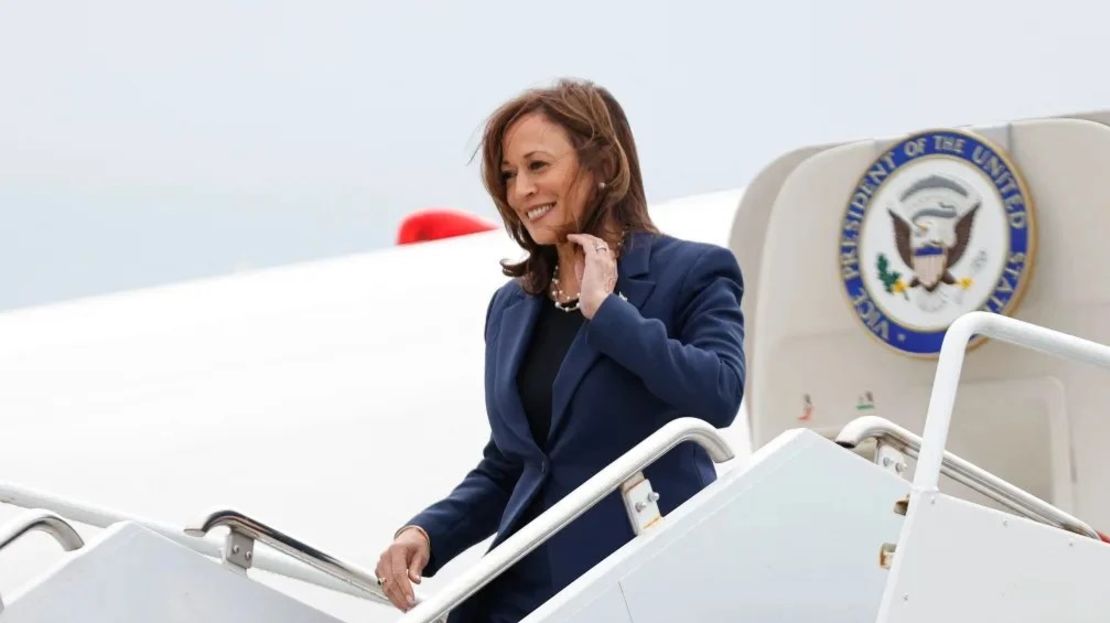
[374,79,746,623]
[481,80,658,303]
[498,113,590,245]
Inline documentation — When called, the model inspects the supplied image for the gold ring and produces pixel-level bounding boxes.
[377,576,389,586]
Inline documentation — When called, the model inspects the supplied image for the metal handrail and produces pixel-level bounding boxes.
[0,509,85,552]
[0,510,85,613]
[836,415,1100,540]
[916,312,1110,500]
[398,417,735,623]
[185,509,396,607]
[0,480,380,602]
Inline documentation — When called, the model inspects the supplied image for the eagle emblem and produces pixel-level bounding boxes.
[888,175,980,292]
[838,129,1035,356]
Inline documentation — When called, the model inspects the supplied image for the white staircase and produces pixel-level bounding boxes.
[0,521,342,623]
[526,428,908,622]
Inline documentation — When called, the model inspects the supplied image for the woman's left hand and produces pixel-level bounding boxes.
[567,233,618,319]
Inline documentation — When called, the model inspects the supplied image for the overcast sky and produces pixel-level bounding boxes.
[3,0,1108,311]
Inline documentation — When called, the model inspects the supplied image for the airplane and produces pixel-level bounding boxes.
[2,107,1110,621]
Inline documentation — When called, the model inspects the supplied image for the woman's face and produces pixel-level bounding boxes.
[500,112,594,246]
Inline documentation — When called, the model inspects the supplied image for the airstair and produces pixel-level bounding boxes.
[3,311,1109,622]
[7,105,1110,622]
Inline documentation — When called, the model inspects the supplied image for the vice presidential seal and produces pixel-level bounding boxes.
[839,130,1035,356]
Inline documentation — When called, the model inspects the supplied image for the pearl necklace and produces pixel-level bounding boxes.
[549,264,581,312]
[547,235,626,313]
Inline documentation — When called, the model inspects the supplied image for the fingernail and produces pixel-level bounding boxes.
[408,597,416,608]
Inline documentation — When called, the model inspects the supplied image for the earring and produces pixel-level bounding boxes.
[598,181,607,191]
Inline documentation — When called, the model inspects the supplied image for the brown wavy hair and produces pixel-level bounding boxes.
[480,79,657,295]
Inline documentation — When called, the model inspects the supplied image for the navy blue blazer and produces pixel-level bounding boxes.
[408,232,745,620]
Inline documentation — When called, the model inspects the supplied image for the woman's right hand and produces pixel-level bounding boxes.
[375,527,431,612]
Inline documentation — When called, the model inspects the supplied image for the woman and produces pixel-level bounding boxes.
[375,79,745,622]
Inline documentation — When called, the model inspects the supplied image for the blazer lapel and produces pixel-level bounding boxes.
[548,233,656,442]
[494,289,543,452]
[548,324,600,445]
[614,232,656,309]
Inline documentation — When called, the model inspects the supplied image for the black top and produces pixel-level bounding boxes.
[515,299,585,447]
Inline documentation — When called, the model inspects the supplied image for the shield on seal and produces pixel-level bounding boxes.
[912,245,947,288]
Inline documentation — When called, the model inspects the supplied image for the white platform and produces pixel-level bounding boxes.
[878,491,1110,621]
[526,429,910,622]
[1,521,342,623]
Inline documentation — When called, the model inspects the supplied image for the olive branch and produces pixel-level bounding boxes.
[876,253,909,300]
